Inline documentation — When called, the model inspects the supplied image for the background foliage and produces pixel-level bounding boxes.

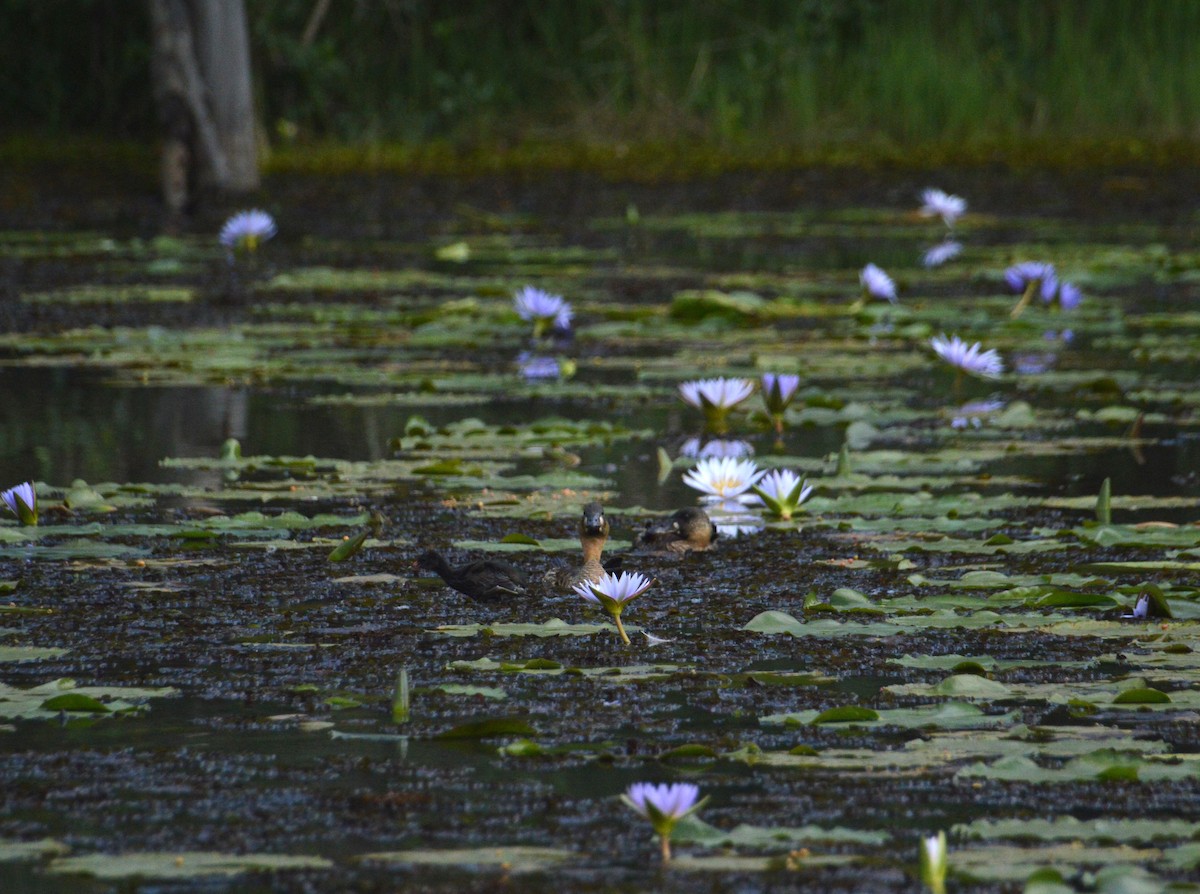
[3,0,1199,157]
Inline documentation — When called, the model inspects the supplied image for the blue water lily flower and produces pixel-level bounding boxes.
[922,240,962,268]
[859,263,897,303]
[919,188,967,228]
[931,334,1003,380]
[514,286,572,337]
[622,781,708,862]
[0,481,37,526]
[1054,281,1083,310]
[219,209,277,253]
[760,372,800,435]
[517,354,561,380]
[1005,261,1058,318]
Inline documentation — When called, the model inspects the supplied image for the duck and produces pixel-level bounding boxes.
[631,507,718,554]
[414,550,529,603]
[542,502,616,593]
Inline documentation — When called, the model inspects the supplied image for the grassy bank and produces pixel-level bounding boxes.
[4,1,1199,158]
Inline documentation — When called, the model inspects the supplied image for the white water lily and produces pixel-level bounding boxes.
[682,457,764,501]
[679,437,754,459]
[219,209,276,252]
[919,830,948,894]
[0,481,37,526]
[573,571,655,645]
[919,188,967,228]
[749,469,814,520]
[622,782,708,863]
[930,334,1003,379]
[513,286,572,336]
[678,378,754,435]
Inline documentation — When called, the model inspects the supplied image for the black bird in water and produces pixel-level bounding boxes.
[632,507,718,555]
[415,550,529,603]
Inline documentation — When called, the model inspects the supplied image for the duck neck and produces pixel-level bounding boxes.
[580,533,607,565]
[426,552,453,579]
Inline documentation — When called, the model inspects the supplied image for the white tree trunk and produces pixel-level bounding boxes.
[148,0,258,208]
[191,0,258,191]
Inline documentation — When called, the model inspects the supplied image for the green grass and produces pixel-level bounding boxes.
[3,0,1200,168]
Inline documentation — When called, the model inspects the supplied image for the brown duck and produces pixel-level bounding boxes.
[542,502,615,593]
[632,507,718,554]
[415,550,529,603]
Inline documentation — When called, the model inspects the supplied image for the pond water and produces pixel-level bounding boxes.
[1,166,1200,892]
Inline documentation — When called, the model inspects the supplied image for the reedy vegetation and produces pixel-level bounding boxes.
[3,0,1200,165]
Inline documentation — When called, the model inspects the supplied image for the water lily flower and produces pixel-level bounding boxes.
[919,830,948,894]
[622,782,708,863]
[679,437,754,459]
[919,189,967,228]
[517,354,561,380]
[0,482,36,526]
[1054,281,1083,310]
[749,469,814,520]
[678,377,754,434]
[574,571,655,645]
[513,286,572,337]
[219,209,276,253]
[682,456,764,502]
[922,240,963,268]
[930,334,1003,380]
[859,263,897,304]
[1128,593,1151,620]
[1005,261,1057,318]
[950,398,1004,430]
[1012,351,1057,374]
[760,372,800,435]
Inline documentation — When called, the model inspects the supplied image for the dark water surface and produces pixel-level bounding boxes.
[1,166,1199,892]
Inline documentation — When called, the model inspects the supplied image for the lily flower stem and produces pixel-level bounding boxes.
[703,408,729,436]
[953,369,964,401]
[613,613,631,645]
[660,834,672,863]
[1010,281,1036,319]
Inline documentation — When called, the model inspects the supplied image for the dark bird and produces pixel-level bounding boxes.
[632,507,718,554]
[415,549,529,603]
[543,502,617,593]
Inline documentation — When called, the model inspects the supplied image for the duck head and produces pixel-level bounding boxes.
[580,502,609,538]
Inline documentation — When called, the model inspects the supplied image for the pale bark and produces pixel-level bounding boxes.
[147,0,258,209]
[191,0,259,191]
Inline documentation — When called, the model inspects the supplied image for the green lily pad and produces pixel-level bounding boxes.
[356,846,575,872]
[435,717,537,739]
[48,852,332,879]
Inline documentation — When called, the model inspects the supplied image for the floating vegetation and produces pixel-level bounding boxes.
[3,170,1200,892]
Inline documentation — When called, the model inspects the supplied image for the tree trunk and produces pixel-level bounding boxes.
[147,0,257,211]
[191,0,258,192]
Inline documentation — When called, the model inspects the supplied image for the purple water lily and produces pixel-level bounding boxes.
[622,782,707,862]
[0,481,37,526]
[219,209,277,252]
